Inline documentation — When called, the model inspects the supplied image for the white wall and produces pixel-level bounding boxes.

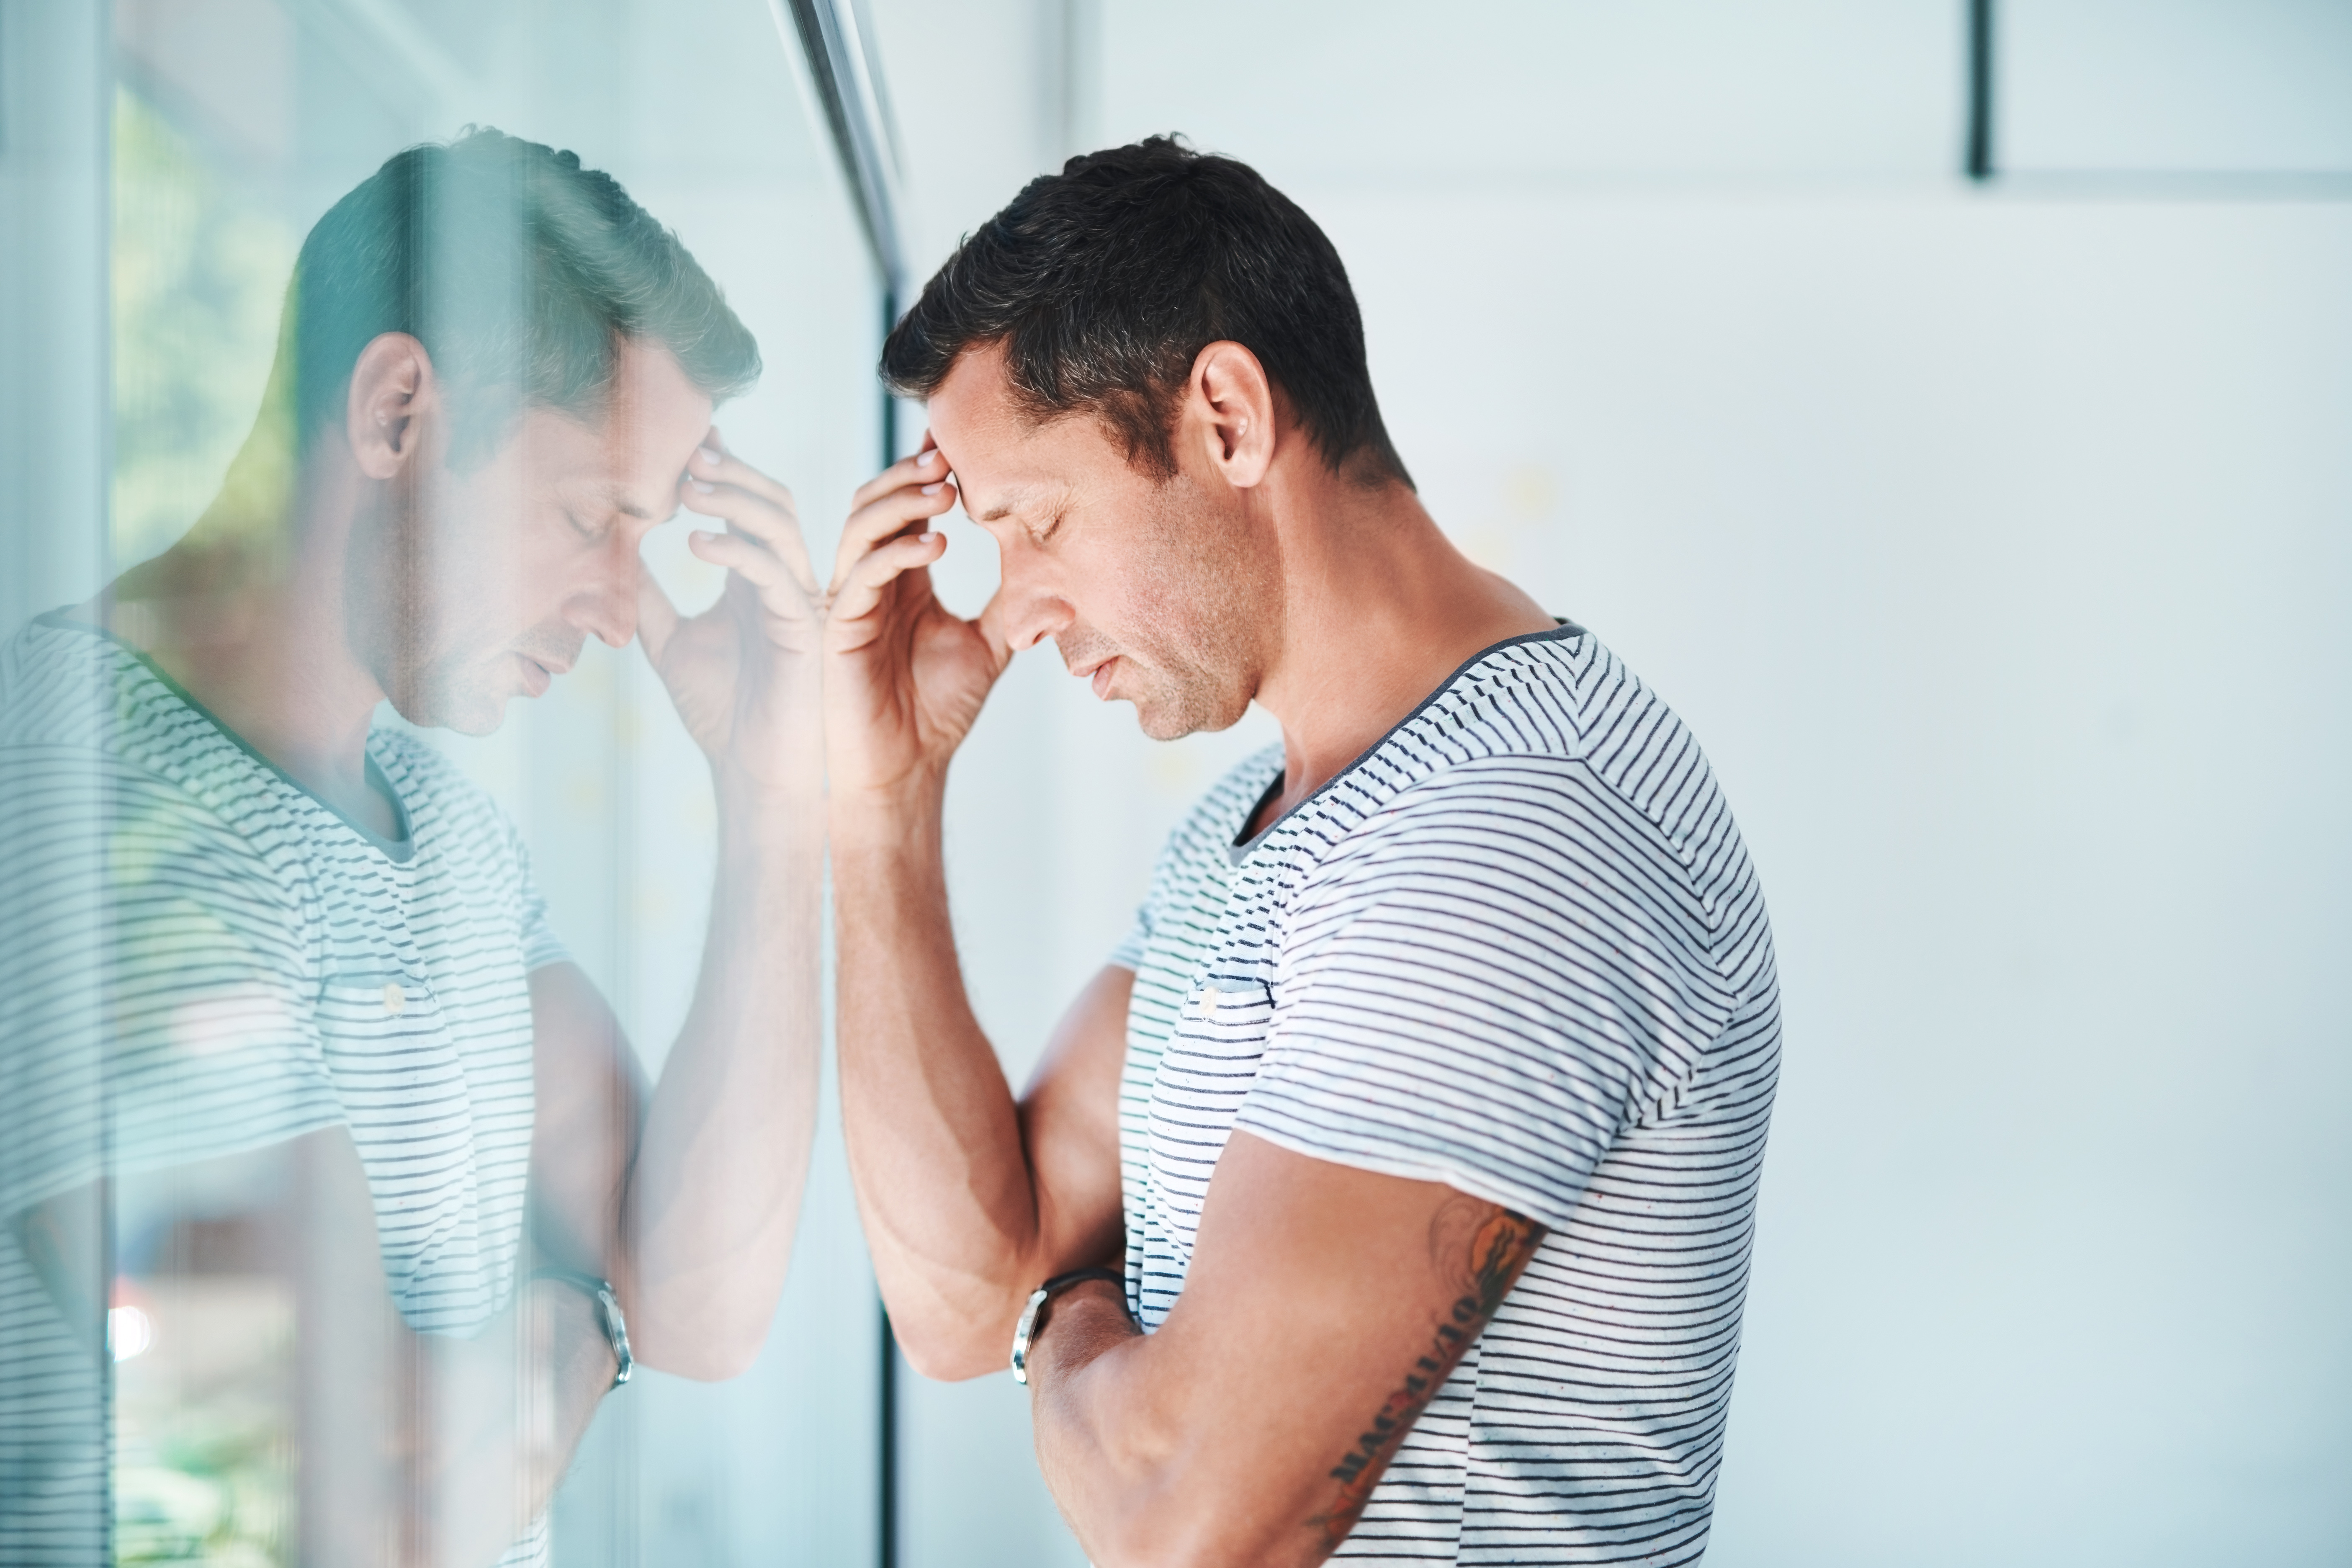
[869,2,2352,1565]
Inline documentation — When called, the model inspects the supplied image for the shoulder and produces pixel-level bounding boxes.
[1287,641,1765,977]
[0,619,275,869]
[1397,625,1674,785]
[1356,628,1749,903]
[0,614,138,747]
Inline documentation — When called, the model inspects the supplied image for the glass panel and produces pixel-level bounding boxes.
[3,3,877,1563]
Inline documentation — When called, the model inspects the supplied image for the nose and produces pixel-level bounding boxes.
[567,533,641,649]
[996,558,1074,654]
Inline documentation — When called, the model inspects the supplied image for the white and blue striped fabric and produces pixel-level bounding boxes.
[0,615,563,1565]
[1112,624,1781,1565]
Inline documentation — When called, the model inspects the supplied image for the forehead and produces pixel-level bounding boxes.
[523,338,710,501]
[929,344,1126,521]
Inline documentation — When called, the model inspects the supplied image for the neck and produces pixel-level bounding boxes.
[97,439,397,833]
[1247,459,1555,825]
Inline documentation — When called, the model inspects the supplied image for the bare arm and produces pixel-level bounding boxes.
[525,430,826,1383]
[824,445,1128,1378]
[818,447,1546,1561]
[1026,1132,1546,1567]
[524,785,822,1383]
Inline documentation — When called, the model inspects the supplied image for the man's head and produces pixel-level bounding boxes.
[281,128,758,733]
[881,136,1408,740]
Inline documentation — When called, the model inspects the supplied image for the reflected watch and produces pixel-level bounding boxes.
[532,1267,635,1390]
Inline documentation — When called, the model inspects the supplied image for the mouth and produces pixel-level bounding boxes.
[518,654,571,697]
[1079,655,1118,701]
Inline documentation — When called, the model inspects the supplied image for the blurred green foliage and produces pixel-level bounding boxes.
[110,89,301,1563]
[112,88,293,571]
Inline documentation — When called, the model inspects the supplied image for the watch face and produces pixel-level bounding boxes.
[1011,1287,1051,1383]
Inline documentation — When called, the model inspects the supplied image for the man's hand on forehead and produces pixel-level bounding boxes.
[820,438,1014,799]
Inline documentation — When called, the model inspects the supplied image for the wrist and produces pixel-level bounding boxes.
[711,760,822,832]
[530,1275,625,1392]
[829,769,947,847]
[1012,1269,1133,1387]
[533,1269,632,1389]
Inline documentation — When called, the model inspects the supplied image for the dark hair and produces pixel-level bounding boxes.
[289,126,759,467]
[881,135,1410,489]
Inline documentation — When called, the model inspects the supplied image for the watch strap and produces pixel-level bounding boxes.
[532,1267,635,1390]
[1009,1267,1127,1385]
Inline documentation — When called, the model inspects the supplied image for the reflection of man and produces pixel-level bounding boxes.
[0,129,821,1565]
[826,138,1781,1565]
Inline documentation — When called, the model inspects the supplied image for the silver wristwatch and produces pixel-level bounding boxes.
[1009,1267,1127,1385]
[533,1268,635,1390]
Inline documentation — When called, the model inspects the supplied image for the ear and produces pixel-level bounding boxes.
[1188,340,1277,490]
[345,332,438,481]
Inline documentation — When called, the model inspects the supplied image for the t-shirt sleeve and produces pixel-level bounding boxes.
[1108,901,1151,971]
[512,836,570,973]
[1233,761,1726,1232]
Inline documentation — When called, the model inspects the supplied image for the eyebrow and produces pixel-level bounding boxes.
[973,486,1052,525]
[592,481,661,521]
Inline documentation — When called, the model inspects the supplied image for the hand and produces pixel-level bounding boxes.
[823,440,1009,800]
[640,429,823,796]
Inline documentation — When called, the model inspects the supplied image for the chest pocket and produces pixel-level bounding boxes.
[315,968,504,1332]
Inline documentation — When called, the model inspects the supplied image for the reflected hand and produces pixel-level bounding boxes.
[823,440,1007,799]
[639,429,823,795]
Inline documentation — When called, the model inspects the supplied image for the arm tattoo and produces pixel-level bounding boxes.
[1306,1199,1545,1550]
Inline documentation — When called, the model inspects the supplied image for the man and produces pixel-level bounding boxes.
[0,129,822,1565]
[825,137,1780,1565]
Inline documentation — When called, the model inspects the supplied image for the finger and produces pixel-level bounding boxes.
[681,480,819,596]
[837,476,956,556]
[688,430,800,518]
[828,481,958,598]
[636,563,682,664]
[827,529,947,628]
[686,526,796,595]
[845,441,946,511]
[848,443,952,513]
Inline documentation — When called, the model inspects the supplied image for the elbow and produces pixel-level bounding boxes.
[622,1245,806,1382]
[1101,1531,1320,1568]
[639,1334,762,1384]
[888,1310,1010,1383]
[878,1274,1028,1382]
[627,1298,780,1383]
[1083,1486,1325,1568]
[1088,1522,1250,1568]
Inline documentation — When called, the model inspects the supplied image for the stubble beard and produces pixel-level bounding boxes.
[1097,487,1273,742]
[1123,641,1253,741]
[344,479,517,737]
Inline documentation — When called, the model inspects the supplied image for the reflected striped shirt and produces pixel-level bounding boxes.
[0,615,563,1565]
[1112,623,1780,1565]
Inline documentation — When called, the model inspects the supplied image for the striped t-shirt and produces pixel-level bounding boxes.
[0,615,563,1565]
[1112,624,1780,1565]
